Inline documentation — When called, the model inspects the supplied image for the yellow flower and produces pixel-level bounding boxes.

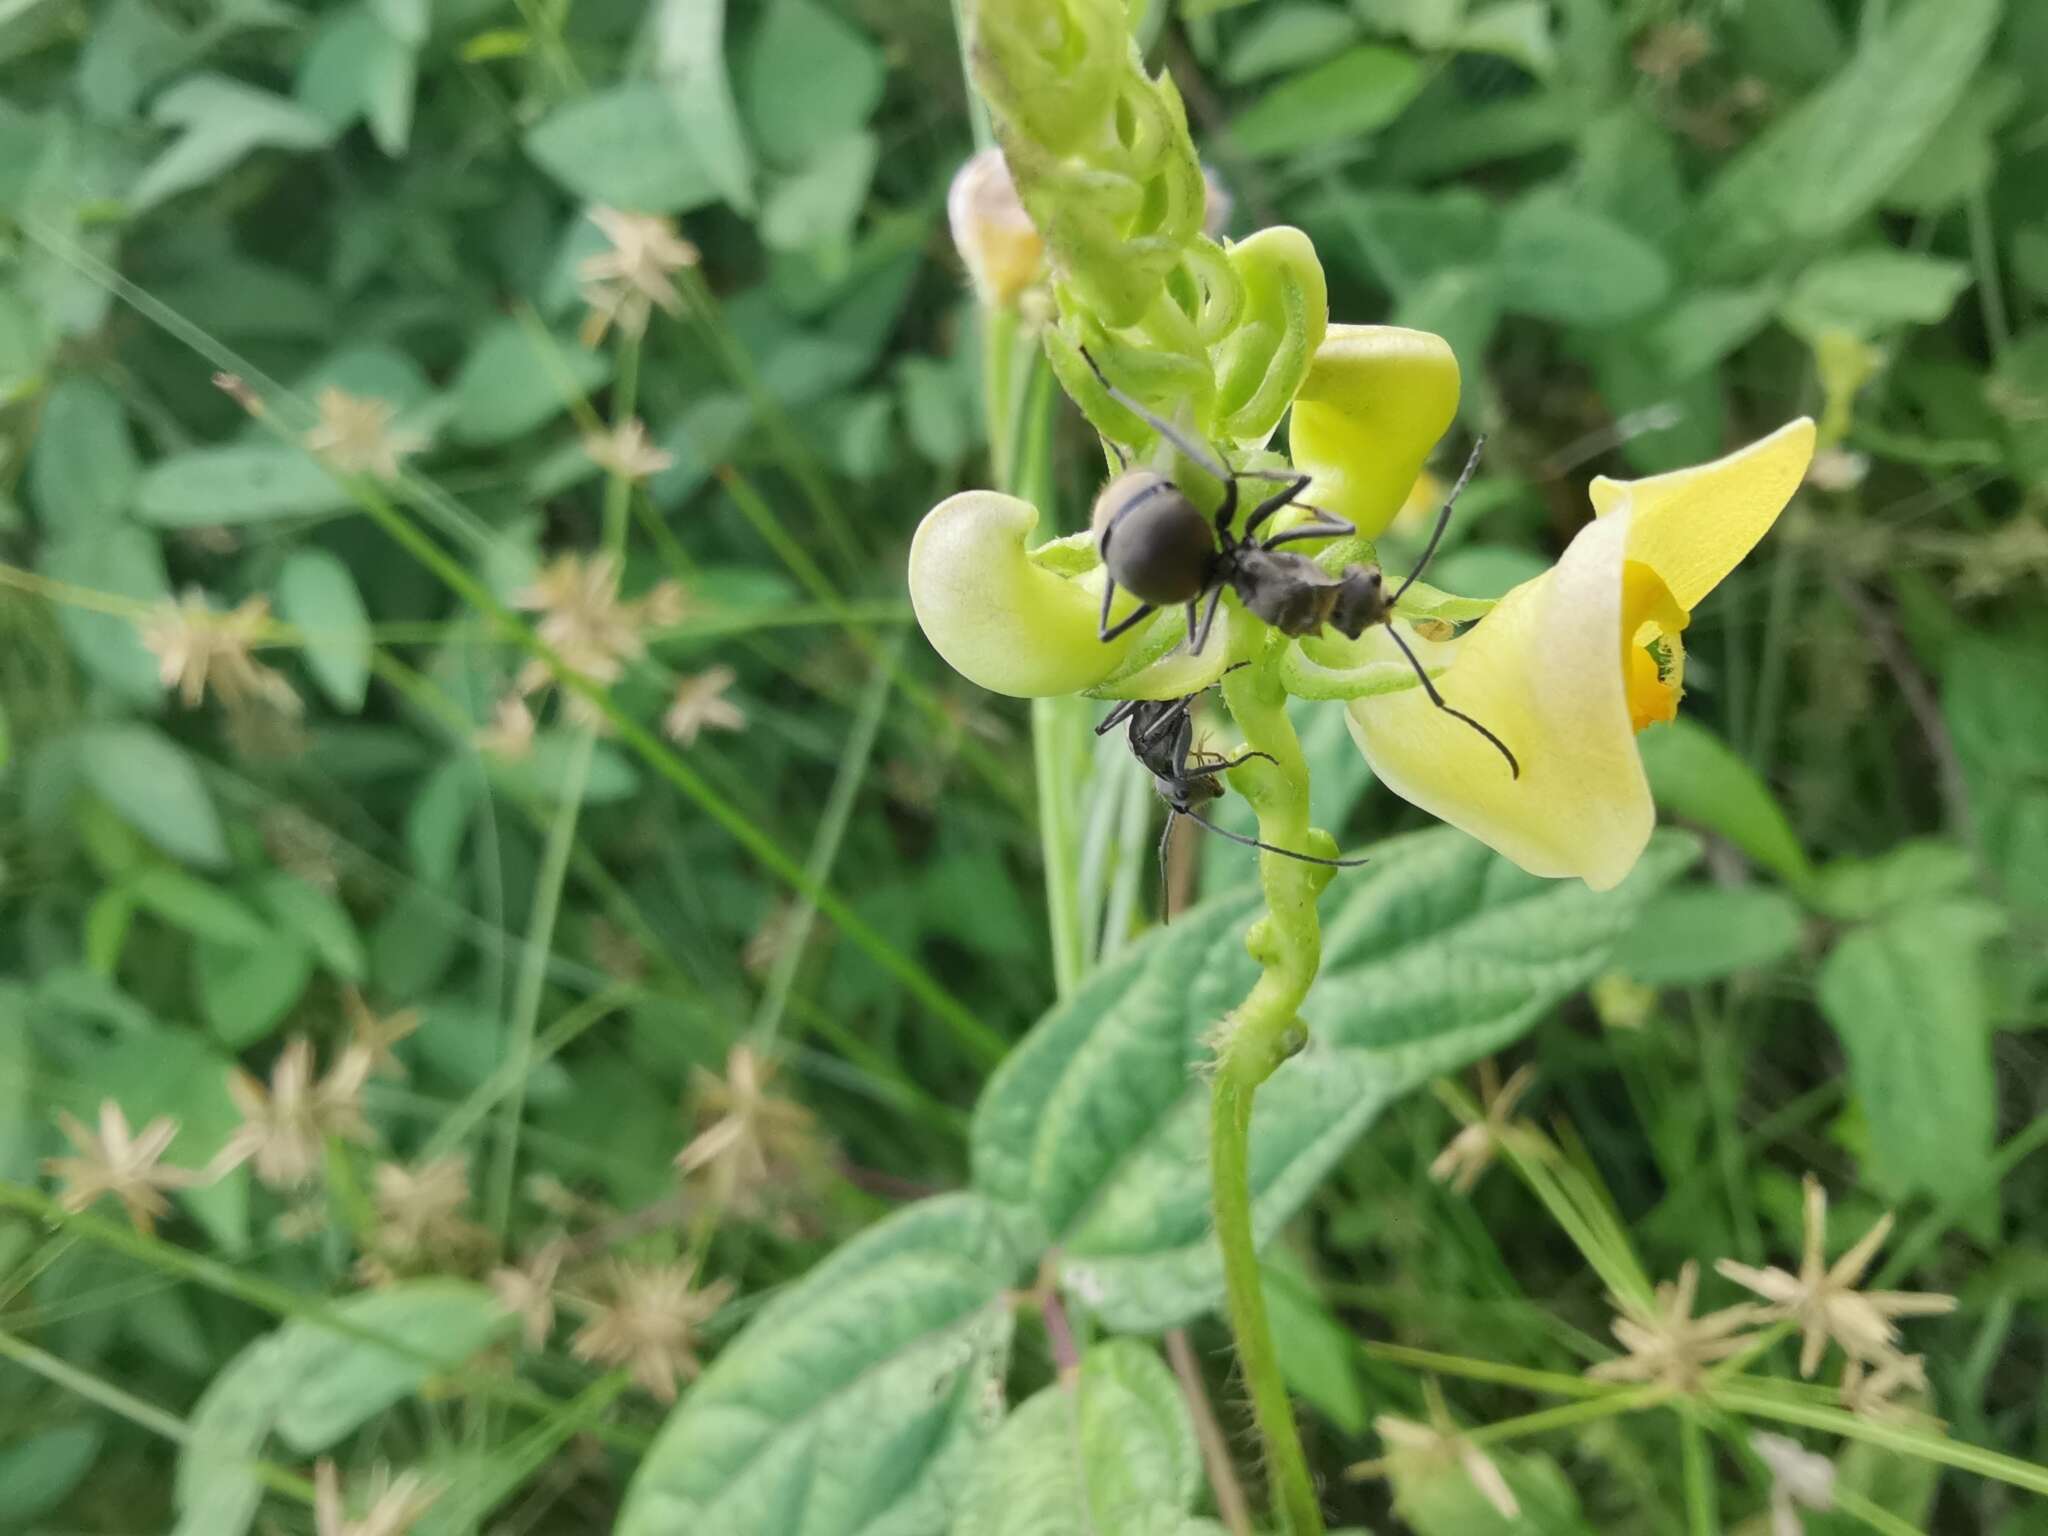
[1346,419,1815,890]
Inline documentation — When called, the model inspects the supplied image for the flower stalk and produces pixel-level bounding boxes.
[1209,623,1334,1536]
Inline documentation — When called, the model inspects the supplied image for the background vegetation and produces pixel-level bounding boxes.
[2,0,2045,1531]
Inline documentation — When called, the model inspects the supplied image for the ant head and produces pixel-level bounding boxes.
[1328,563,1389,639]
[1092,469,1216,606]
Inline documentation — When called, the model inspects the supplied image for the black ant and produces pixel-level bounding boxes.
[1084,352,1519,779]
[1098,667,1370,917]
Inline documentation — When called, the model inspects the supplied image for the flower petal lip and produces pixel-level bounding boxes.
[908,490,1139,698]
[1289,325,1460,539]
[1589,417,1817,610]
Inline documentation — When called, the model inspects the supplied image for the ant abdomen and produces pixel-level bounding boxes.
[1091,470,1215,606]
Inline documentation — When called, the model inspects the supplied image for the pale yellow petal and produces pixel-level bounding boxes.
[1589,419,1816,611]
[907,491,1138,697]
[1289,325,1460,538]
[1347,511,1653,890]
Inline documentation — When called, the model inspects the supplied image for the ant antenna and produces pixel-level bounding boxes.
[1390,436,1484,607]
[1078,347,1236,487]
[1383,624,1522,779]
[1182,809,1373,867]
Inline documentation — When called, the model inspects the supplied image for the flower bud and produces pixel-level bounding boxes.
[947,148,1044,310]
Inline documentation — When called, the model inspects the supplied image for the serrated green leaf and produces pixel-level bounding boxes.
[278,547,372,710]
[617,1195,1025,1536]
[974,826,1697,1330]
[137,445,352,525]
[76,723,228,869]
[30,375,138,532]
[954,1338,1199,1536]
[1232,46,1424,158]
[1818,900,2006,1215]
[1638,717,1811,890]
[1613,885,1804,985]
[1694,0,2001,271]
[525,84,720,213]
[1496,189,1670,327]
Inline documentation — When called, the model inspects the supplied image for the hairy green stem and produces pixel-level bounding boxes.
[1210,627,1332,1536]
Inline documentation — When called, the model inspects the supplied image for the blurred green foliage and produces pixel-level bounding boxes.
[2,0,2046,1532]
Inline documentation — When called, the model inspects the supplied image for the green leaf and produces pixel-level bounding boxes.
[616,1195,1025,1536]
[1694,0,2002,272]
[1612,885,1804,985]
[137,445,353,525]
[525,84,720,213]
[1647,286,1780,379]
[742,0,884,169]
[129,866,270,947]
[69,1020,248,1253]
[1882,72,2022,215]
[1944,628,2048,910]
[1810,839,1977,924]
[1232,46,1425,158]
[654,0,755,212]
[257,872,366,981]
[295,4,419,155]
[30,375,138,532]
[973,827,1697,1330]
[1264,1256,1368,1434]
[1495,189,1670,327]
[195,936,315,1048]
[953,1339,1199,1536]
[41,527,170,705]
[1817,900,2007,1214]
[0,1423,102,1523]
[1223,3,1360,83]
[76,723,228,869]
[759,131,877,253]
[1390,1443,1595,1535]
[447,319,610,448]
[274,1282,512,1450]
[1782,249,1971,340]
[176,1283,511,1536]
[898,354,972,467]
[0,984,33,1180]
[1638,717,1812,890]
[278,548,372,711]
[130,74,337,212]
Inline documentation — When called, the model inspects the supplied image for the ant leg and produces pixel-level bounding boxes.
[1078,349,1236,485]
[1390,436,1485,606]
[1100,598,1157,643]
[1095,697,1144,737]
[1135,700,1191,749]
[1180,748,1278,781]
[1183,809,1373,867]
[1189,585,1225,655]
[1384,624,1521,779]
[1241,475,1316,540]
[1261,516,1361,550]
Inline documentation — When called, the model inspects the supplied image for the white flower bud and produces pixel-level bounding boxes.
[947,147,1044,309]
